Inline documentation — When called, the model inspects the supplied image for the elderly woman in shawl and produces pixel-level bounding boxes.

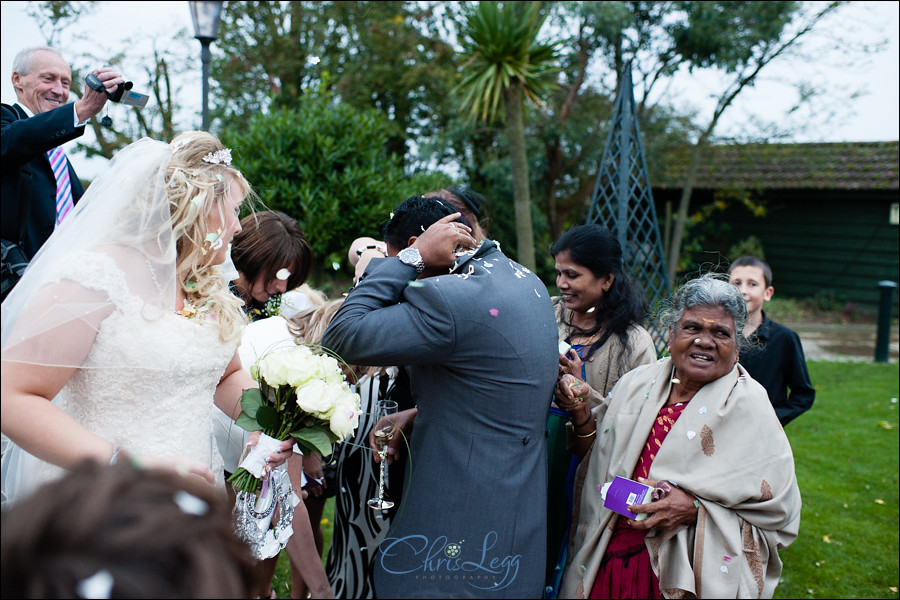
[556,274,801,599]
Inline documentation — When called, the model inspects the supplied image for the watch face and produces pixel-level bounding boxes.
[398,247,419,260]
[398,248,424,273]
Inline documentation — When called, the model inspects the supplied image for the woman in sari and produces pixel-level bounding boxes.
[557,274,801,599]
[546,224,657,596]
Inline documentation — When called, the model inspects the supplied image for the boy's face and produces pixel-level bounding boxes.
[728,265,774,317]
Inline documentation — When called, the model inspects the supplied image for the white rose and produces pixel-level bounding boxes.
[346,387,361,412]
[329,395,361,440]
[316,354,348,386]
[256,345,315,386]
[295,379,348,419]
[254,349,291,386]
[287,352,327,388]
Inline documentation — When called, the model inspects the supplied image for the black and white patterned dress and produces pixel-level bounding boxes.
[326,368,409,599]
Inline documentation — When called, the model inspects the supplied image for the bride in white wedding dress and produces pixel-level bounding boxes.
[0,131,293,508]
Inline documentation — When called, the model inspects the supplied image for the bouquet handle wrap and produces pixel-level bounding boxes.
[238,433,283,478]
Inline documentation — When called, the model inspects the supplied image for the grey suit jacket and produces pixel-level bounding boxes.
[323,241,559,599]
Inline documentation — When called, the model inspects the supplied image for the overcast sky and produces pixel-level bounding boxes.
[2,0,898,179]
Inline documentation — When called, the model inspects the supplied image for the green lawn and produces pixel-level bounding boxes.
[775,361,899,599]
[271,498,335,599]
[273,361,899,599]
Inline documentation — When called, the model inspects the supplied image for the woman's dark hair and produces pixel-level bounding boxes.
[0,459,260,598]
[382,195,465,250]
[231,210,313,293]
[447,186,485,220]
[423,187,491,239]
[550,224,647,361]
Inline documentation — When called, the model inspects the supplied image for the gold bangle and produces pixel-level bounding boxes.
[575,427,596,439]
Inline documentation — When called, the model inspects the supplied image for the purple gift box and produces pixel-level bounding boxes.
[600,476,654,520]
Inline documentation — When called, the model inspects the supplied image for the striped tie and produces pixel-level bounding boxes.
[46,146,74,224]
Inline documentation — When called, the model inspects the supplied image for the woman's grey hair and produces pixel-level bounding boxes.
[12,47,62,75]
[658,273,751,353]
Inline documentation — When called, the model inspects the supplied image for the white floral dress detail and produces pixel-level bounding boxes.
[28,252,234,493]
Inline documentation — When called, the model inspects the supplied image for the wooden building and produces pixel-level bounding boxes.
[653,141,899,316]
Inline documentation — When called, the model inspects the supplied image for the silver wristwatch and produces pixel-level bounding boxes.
[397,247,425,275]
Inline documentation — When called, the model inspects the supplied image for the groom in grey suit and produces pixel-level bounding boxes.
[323,194,558,599]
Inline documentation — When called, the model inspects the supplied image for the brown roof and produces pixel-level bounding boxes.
[653,141,899,191]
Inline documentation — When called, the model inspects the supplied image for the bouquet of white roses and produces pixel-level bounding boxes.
[228,343,361,495]
[229,343,360,559]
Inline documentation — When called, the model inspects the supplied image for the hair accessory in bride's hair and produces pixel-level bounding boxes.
[202,148,233,165]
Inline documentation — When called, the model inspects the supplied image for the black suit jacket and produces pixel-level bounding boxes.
[1,102,86,259]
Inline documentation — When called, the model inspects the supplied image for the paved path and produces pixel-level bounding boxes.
[784,322,899,363]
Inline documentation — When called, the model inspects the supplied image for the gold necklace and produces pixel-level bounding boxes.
[567,308,603,346]
[568,327,601,346]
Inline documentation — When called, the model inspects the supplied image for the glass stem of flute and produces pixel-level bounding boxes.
[368,423,395,509]
[376,448,387,500]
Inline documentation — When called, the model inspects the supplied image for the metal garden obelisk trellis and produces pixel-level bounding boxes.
[585,63,670,356]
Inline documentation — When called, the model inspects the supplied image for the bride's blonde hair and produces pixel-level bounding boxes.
[166,131,255,343]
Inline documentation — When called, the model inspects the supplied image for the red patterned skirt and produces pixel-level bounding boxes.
[590,520,662,599]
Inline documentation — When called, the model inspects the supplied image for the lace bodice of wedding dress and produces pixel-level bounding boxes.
[8,251,235,501]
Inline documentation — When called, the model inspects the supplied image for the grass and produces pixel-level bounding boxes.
[272,362,899,599]
[775,361,900,598]
[271,498,335,599]
[775,361,899,600]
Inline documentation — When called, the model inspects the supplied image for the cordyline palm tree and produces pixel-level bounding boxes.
[454,1,559,271]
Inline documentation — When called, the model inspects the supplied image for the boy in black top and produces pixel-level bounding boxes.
[728,256,815,426]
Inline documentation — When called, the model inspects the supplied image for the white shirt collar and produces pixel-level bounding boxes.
[14,102,35,118]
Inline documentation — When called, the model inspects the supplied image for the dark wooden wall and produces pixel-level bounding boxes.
[654,188,899,316]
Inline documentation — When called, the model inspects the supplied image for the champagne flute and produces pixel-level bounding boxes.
[367,399,398,510]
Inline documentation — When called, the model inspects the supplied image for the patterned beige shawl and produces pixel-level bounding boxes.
[560,358,801,599]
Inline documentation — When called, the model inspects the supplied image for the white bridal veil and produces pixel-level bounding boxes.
[1,138,178,506]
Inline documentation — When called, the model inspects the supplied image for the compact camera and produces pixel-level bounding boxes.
[84,73,149,109]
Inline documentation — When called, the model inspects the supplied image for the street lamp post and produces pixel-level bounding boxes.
[189,1,224,131]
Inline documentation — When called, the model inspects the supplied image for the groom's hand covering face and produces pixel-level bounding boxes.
[409,213,477,271]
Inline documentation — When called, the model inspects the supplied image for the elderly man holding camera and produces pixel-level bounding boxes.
[1,46,124,300]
